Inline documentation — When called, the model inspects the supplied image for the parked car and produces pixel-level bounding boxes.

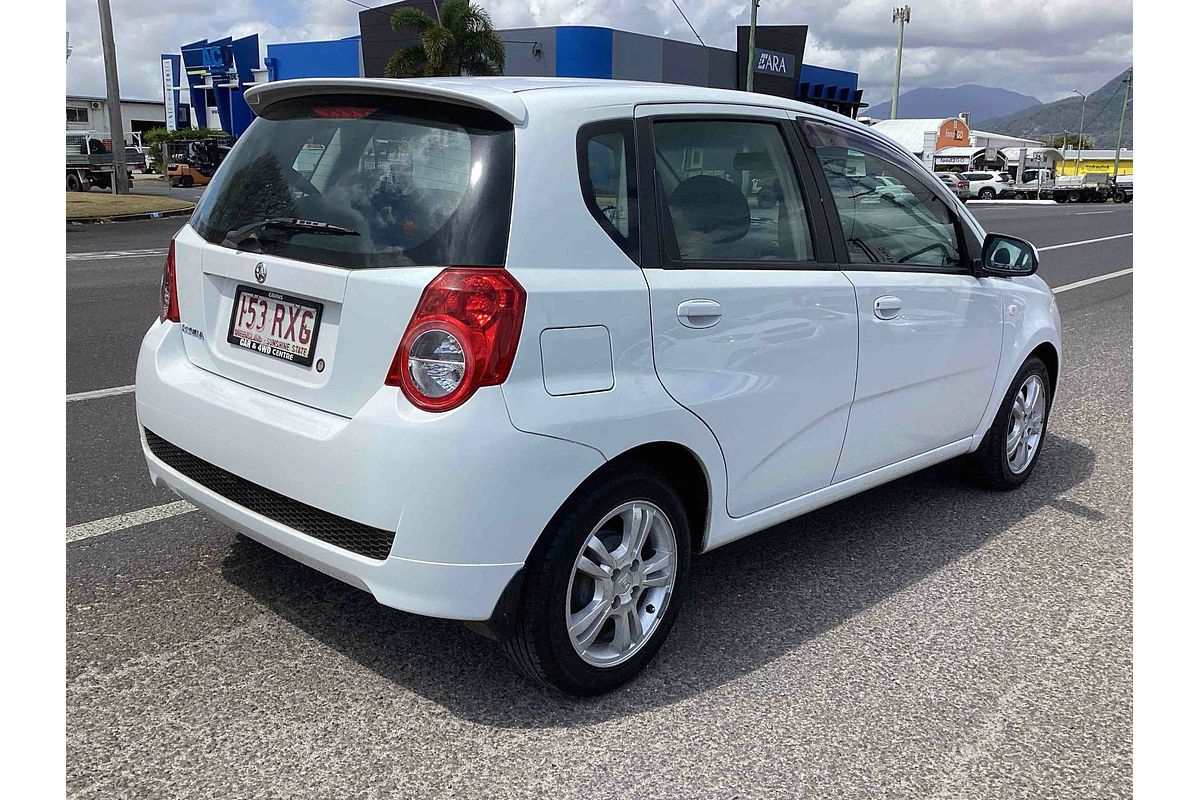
[136,78,1061,695]
[961,170,1013,200]
[935,171,970,200]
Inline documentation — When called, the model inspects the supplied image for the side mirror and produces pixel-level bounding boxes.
[980,233,1039,277]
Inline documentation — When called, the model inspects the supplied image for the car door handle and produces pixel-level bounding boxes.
[873,295,902,320]
[677,299,723,329]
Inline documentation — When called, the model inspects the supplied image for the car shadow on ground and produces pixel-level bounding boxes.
[219,433,1096,729]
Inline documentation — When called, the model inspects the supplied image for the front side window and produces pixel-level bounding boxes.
[652,119,814,264]
[804,122,963,269]
[578,120,638,262]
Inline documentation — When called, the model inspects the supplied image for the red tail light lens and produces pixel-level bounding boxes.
[387,268,526,412]
[159,239,180,323]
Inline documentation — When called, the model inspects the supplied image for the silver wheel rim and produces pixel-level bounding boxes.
[1006,374,1046,474]
[565,501,678,668]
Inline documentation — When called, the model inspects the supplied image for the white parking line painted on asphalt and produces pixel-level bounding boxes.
[67,248,168,262]
[1039,233,1133,251]
[67,500,196,543]
[66,385,135,403]
[1072,210,1117,216]
[1052,268,1133,294]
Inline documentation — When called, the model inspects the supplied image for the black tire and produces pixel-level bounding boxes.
[502,466,692,695]
[757,188,776,209]
[1067,191,1081,203]
[979,187,996,200]
[968,356,1052,490]
[181,175,195,188]
[66,173,81,192]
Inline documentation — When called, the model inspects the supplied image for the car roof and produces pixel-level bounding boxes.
[246,76,862,129]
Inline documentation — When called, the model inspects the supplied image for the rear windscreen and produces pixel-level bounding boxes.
[190,94,514,269]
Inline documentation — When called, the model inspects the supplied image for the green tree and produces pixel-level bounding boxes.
[385,0,506,78]
[1045,133,1095,150]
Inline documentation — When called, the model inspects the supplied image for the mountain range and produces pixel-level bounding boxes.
[978,69,1133,149]
[867,84,1041,122]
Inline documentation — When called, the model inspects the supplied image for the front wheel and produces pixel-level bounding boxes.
[979,187,996,200]
[969,356,1051,489]
[502,468,691,695]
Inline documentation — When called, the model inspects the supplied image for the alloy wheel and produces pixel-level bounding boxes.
[1006,374,1046,474]
[565,501,677,668]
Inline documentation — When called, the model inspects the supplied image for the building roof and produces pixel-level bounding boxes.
[66,94,165,106]
[1000,146,1063,162]
[935,146,983,157]
[865,118,946,153]
[1061,149,1134,160]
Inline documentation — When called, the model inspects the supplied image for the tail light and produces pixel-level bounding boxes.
[159,238,179,323]
[386,268,526,412]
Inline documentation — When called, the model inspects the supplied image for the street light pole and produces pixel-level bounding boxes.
[891,5,911,119]
[1072,89,1087,177]
[745,0,761,93]
[97,0,128,195]
[1112,69,1132,185]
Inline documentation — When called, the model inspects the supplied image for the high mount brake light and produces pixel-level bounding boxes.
[386,268,527,412]
[311,106,377,119]
[159,239,180,323]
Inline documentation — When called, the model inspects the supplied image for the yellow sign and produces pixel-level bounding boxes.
[1061,158,1133,176]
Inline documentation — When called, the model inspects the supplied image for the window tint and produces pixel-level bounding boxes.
[191,94,514,269]
[653,119,814,264]
[804,122,963,268]
[578,120,638,261]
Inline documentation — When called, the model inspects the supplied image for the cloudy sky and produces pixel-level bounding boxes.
[66,0,1132,110]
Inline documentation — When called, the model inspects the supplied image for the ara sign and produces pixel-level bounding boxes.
[753,48,796,78]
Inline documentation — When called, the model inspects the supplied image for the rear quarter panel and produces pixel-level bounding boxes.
[499,102,728,544]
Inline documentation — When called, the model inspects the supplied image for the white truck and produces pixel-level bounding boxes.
[1010,167,1115,203]
[66,130,142,192]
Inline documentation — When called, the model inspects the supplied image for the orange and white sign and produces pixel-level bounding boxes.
[935,118,970,151]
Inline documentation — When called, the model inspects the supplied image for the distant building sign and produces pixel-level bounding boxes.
[753,48,796,78]
[935,155,971,166]
[160,54,180,132]
[935,118,970,151]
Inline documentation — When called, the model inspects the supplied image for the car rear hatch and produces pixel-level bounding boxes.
[173,87,516,418]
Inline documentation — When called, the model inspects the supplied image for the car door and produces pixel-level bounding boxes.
[635,104,859,518]
[797,119,1003,482]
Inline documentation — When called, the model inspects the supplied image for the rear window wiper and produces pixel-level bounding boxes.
[222,217,360,249]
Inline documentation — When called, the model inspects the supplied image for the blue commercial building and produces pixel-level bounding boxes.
[165,8,863,137]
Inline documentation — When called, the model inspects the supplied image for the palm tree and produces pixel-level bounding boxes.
[386,0,506,78]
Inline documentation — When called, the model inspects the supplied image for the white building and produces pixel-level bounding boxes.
[868,115,1042,171]
[66,95,166,146]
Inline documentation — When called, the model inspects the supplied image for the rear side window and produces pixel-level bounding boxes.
[578,120,638,262]
[190,94,514,269]
[652,119,815,264]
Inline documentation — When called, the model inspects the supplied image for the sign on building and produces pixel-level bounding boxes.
[753,48,796,78]
[160,54,181,131]
[922,131,937,171]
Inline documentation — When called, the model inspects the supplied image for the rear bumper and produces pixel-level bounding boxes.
[135,320,604,621]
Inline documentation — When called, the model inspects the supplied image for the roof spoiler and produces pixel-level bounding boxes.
[243,78,528,125]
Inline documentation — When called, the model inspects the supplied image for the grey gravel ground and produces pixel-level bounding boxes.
[66,204,1132,798]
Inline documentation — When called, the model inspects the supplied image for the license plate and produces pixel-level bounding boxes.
[227,285,324,368]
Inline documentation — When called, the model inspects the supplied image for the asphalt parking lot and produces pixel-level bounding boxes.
[66,202,1132,798]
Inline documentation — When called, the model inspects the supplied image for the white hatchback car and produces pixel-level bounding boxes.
[136,77,1061,694]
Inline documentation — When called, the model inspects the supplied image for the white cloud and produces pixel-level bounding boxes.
[67,0,1132,109]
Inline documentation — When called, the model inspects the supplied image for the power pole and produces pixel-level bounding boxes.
[1112,69,1132,183]
[1072,89,1087,177]
[97,0,129,194]
[745,0,760,93]
[891,6,911,119]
